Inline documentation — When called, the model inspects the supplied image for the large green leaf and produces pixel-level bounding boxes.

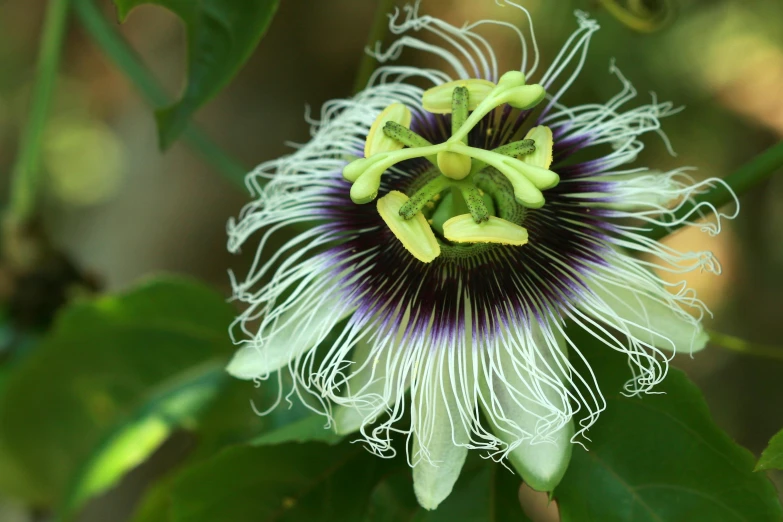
[113,0,279,149]
[250,414,342,446]
[130,476,175,522]
[365,457,531,522]
[757,429,783,472]
[0,277,235,508]
[128,405,337,522]
[60,363,224,520]
[555,331,783,521]
[170,441,398,522]
[128,356,340,521]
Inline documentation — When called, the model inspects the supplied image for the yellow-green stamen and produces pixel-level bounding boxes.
[451,86,469,142]
[365,103,412,158]
[469,139,536,176]
[443,214,529,246]
[399,175,452,219]
[378,191,441,263]
[344,71,560,261]
[457,182,490,223]
[523,126,554,169]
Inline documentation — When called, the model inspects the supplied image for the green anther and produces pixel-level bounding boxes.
[457,182,490,223]
[494,139,536,158]
[470,139,536,175]
[383,121,432,149]
[451,86,469,142]
[399,175,452,219]
[383,121,437,165]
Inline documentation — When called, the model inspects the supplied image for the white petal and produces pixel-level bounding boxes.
[333,310,412,434]
[585,273,708,353]
[482,323,573,492]
[333,340,393,434]
[412,351,469,510]
[226,292,350,380]
[579,171,682,212]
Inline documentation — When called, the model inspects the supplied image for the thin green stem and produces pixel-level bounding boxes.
[7,0,70,223]
[352,0,396,94]
[642,141,783,242]
[72,0,247,189]
[708,329,783,363]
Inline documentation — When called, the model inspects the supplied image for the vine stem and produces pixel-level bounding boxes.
[641,141,783,242]
[352,0,397,94]
[72,0,247,189]
[708,330,783,363]
[7,0,71,224]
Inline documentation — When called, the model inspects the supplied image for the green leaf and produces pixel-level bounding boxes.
[130,476,175,522]
[127,371,327,522]
[757,429,783,472]
[0,277,235,508]
[555,330,783,522]
[61,364,224,519]
[113,0,279,149]
[250,414,342,446]
[170,441,397,522]
[366,458,531,522]
[185,373,312,462]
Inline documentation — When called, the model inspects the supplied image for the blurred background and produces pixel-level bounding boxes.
[0,0,782,520]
